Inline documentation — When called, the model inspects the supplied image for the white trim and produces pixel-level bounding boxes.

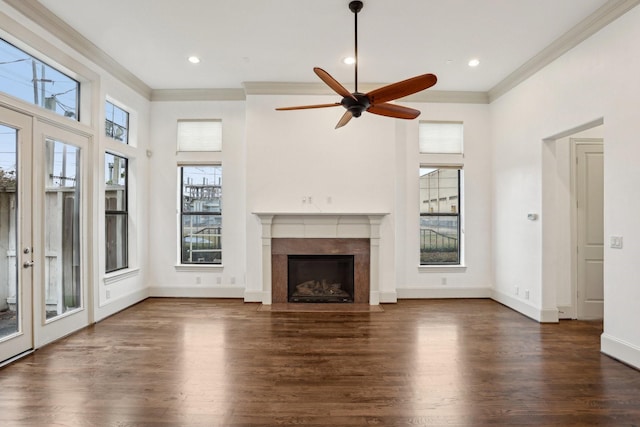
[557,305,574,319]
[379,291,398,303]
[149,286,245,298]
[488,0,640,102]
[418,265,467,273]
[151,89,246,102]
[243,82,488,104]
[601,333,640,370]
[491,289,560,323]
[95,288,148,320]
[103,268,140,286]
[244,290,269,303]
[398,287,491,299]
[174,264,224,272]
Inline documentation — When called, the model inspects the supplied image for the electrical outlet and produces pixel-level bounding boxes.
[230,276,236,284]
[106,289,111,300]
[525,290,530,300]
[514,286,519,296]
[441,277,447,285]
[196,276,201,285]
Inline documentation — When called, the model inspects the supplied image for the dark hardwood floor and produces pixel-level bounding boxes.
[1,298,639,426]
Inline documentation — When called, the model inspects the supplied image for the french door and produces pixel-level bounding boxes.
[0,106,90,364]
[0,107,33,363]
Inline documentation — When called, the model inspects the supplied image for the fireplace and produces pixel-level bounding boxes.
[271,237,370,304]
[253,213,387,306]
[288,255,355,303]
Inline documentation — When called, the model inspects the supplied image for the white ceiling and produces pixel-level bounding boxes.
[34,0,611,92]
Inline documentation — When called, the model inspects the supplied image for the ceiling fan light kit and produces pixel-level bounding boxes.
[276,0,437,129]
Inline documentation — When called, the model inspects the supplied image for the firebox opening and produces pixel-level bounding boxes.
[287,255,355,303]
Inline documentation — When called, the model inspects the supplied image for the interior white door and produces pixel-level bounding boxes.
[0,107,33,364]
[575,141,604,319]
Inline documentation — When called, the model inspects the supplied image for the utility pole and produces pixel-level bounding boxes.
[31,59,38,105]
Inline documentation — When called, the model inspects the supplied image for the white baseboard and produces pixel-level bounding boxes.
[148,286,245,299]
[557,305,575,319]
[243,290,268,303]
[601,333,640,370]
[397,287,492,299]
[95,288,149,322]
[379,291,397,303]
[491,289,559,323]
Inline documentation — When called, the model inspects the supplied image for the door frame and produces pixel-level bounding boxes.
[541,119,603,322]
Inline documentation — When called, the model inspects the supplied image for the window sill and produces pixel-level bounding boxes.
[418,265,467,273]
[104,268,140,285]
[174,264,224,272]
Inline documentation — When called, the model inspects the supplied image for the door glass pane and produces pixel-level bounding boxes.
[45,139,81,320]
[0,125,18,338]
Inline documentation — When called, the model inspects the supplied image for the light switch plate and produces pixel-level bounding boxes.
[610,236,623,249]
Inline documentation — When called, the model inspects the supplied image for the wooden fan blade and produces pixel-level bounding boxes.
[367,103,421,119]
[367,74,437,105]
[335,110,353,129]
[314,67,357,101]
[276,103,341,111]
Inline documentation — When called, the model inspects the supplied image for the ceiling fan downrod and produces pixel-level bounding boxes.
[349,1,363,93]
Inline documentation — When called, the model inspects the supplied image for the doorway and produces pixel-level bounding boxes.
[542,121,604,321]
[0,106,91,365]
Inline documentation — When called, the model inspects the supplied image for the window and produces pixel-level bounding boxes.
[177,119,222,152]
[0,38,79,120]
[418,121,464,265]
[180,166,222,264]
[419,121,463,154]
[45,139,82,318]
[420,168,461,265]
[105,101,129,143]
[105,153,128,272]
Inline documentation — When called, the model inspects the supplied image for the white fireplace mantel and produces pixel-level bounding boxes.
[253,212,388,305]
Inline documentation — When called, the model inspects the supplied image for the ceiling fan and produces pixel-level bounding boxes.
[276,0,437,129]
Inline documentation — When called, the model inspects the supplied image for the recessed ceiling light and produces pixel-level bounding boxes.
[343,56,356,65]
[468,58,480,67]
[188,56,200,64]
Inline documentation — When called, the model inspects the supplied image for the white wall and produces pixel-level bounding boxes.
[491,6,640,367]
[148,100,246,297]
[95,73,152,321]
[243,94,398,301]
[395,102,492,298]
[241,94,493,302]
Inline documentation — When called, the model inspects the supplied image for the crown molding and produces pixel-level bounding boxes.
[242,82,488,104]
[488,0,640,102]
[151,88,246,102]
[3,0,152,100]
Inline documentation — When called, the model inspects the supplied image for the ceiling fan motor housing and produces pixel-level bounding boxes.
[349,1,363,14]
[341,93,370,117]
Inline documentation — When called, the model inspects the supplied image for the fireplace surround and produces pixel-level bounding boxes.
[253,213,387,305]
[272,238,369,304]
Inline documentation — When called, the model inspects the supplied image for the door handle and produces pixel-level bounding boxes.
[23,261,34,268]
